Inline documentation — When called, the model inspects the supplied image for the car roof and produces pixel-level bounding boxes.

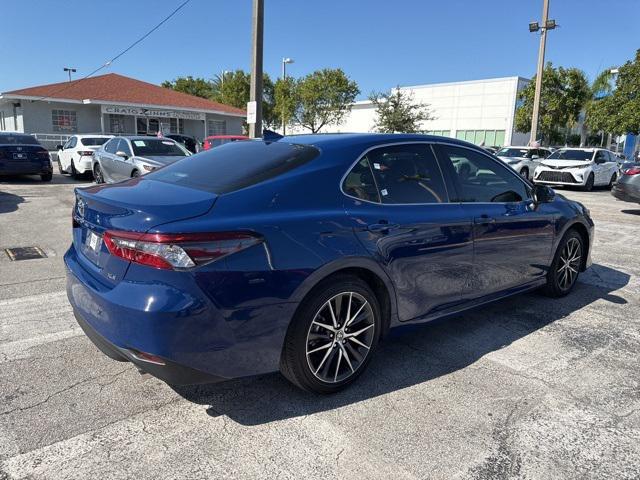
[116,135,177,141]
[279,132,480,150]
[205,135,249,139]
[75,134,113,138]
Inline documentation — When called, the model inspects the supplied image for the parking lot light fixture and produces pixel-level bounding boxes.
[63,67,77,82]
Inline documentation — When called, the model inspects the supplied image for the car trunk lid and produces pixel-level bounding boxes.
[0,144,49,172]
[73,177,218,285]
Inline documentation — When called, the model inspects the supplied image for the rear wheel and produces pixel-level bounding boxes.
[131,170,140,178]
[520,167,529,179]
[40,173,52,182]
[543,229,584,297]
[582,173,594,191]
[70,159,79,179]
[93,164,104,184]
[280,275,381,393]
[608,173,617,189]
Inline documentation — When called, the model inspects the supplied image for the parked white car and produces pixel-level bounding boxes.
[57,135,113,178]
[533,148,619,191]
[495,146,553,180]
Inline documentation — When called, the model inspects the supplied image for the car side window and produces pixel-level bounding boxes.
[68,137,77,149]
[104,138,118,154]
[595,151,607,163]
[343,157,380,203]
[438,145,529,203]
[119,139,132,156]
[366,144,448,204]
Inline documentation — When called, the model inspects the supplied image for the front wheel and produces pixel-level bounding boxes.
[93,164,104,184]
[543,230,584,297]
[520,167,529,179]
[131,170,140,178]
[582,173,594,191]
[608,173,617,189]
[280,275,381,393]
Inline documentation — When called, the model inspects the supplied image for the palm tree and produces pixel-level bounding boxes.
[582,68,617,146]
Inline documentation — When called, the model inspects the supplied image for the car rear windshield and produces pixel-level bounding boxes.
[497,148,529,157]
[547,149,593,161]
[80,137,109,146]
[148,140,320,194]
[0,134,40,145]
[131,139,187,157]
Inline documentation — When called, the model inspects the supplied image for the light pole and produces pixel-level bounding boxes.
[63,67,77,82]
[248,0,264,139]
[528,0,556,145]
[220,69,231,87]
[281,57,294,135]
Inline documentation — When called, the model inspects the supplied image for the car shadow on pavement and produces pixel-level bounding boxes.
[621,209,640,215]
[0,191,25,214]
[0,174,90,185]
[173,263,630,426]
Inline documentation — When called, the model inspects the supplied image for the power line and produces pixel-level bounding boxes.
[33,0,191,103]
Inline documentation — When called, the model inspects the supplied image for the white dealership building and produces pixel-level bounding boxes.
[295,76,532,147]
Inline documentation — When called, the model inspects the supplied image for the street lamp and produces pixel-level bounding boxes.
[63,67,77,82]
[528,0,557,145]
[281,57,294,135]
[220,69,231,86]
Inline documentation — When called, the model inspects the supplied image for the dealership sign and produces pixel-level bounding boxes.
[101,105,205,121]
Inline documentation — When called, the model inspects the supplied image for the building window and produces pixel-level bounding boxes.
[109,114,126,134]
[207,120,226,136]
[454,130,506,147]
[52,109,77,132]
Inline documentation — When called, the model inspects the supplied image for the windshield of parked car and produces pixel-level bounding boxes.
[497,148,530,157]
[148,141,319,194]
[0,134,40,145]
[547,149,593,161]
[131,139,188,157]
[80,137,109,146]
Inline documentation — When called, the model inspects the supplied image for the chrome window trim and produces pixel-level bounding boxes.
[339,140,532,207]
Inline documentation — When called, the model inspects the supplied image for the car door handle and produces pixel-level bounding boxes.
[474,216,496,225]
[367,222,399,232]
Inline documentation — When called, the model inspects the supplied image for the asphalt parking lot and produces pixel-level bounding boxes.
[1,172,639,479]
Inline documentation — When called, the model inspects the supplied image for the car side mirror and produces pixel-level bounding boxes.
[115,151,129,160]
[532,184,555,204]
[56,145,63,150]
[531,155,540,160]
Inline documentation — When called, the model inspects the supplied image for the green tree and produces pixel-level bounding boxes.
[515,63,590,144]
[587,49,640,137]
[293,69,360,133]
[273,77,297,130]
[161,76,215,99]
[369,88,433,133]
[210,70,277,128]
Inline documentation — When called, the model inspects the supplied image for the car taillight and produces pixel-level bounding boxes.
[78,150,94,156]
[36,151,50,160]
[623,166,640,175]
[103,231,262,270]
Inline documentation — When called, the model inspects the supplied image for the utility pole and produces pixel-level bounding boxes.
[248,0,264,139]
[528,0,555,145]
[281,57,294,135]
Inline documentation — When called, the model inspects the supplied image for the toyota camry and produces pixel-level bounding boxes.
[66,134,594,393]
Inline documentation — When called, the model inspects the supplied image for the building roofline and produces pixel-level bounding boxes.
[0,94,246,118]
[400,76,531,90]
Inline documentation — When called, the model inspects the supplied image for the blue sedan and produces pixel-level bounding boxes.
[65,134,594,393]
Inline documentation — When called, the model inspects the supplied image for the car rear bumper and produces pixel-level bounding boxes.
[75,158,93,173]
[64,244,296,385]
[0,165,52,175]
[612,183,640,204]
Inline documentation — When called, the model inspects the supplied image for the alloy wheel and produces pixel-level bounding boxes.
[94,165,104,184]
[557,237,581,290]
[305,292,375,383]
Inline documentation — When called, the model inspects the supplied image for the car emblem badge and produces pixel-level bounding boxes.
[77,198,85,218]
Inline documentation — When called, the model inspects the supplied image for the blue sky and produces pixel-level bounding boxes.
[1,0,638,99]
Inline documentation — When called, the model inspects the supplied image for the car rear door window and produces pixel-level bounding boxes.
[343,157,380,203]
[438,145,529,203]
[365,144,448,204]
[119,139,132,157]
[149,140,319,194]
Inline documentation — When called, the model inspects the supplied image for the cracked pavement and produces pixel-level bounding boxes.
[1,173,639,479]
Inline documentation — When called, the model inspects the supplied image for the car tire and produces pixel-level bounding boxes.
[131,170,140,178]
[57,157,67,174]
[70,159,79,179]
[542,229,584,298]
[280,275,381,394]
[520,167,529,179]
[582,173,594,191]
[608,173,617,189]
[41,173,52,182]
[93,164,104,184]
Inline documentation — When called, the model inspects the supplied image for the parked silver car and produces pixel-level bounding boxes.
[495,146,553,180]
[92,136,190,184]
